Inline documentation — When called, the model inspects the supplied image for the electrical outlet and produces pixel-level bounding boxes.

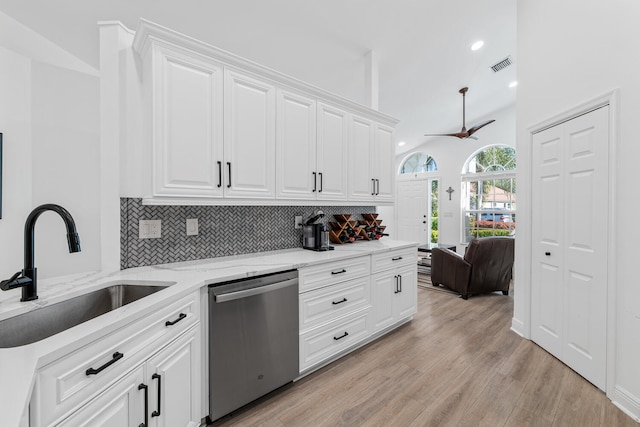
[139,220,161,239]
[186,218,199,236]
[294,215,303,229]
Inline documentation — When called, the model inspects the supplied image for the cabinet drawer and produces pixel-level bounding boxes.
[299,256,370,292]
[299,309,370,372]
[299,275,370,332]
[371,247,416,274]
[32,291,199,427]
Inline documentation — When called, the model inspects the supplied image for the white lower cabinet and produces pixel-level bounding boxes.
[31,291,201,427]
[371,265,417,333]
[298,247,417,374]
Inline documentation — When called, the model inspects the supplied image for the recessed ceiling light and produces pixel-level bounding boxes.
[509,81,518,88]
[398,141,406,147]
[471,40,484,51]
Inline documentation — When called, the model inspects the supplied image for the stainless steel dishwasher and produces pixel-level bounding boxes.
[207,269,299,422]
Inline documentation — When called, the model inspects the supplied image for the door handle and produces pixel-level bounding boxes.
[86,352,124,376]
[165,313,186,326]
[319,172,323,192]
[138,383,149,427]
[312,172,317,192]
[151,373,161,417]
[375,179,380,195]
[227,162,232,188]
[371,178,375,195]
[399,274,402,293]
[394,275,399,294]
[217,161,222,188]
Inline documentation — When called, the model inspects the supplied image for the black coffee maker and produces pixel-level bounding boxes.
[302,211,333,251]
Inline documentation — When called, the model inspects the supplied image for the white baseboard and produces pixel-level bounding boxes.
[611,385,640,423]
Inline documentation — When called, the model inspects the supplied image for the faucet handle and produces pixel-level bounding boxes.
[0,271,31,291]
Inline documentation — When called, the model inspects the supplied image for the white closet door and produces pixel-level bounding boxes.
[531,106,609,390]
[396,180,429,245]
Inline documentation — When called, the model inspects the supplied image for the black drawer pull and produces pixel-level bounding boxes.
[138,383,148,427]
[333,331,349,341]
[392,256,403,261]
[332,298,348,305]
[545,252,551,256]
[217,161,222,188]
[151,373,161,417]
[165,313,186,326]
[331,269,346,275]
[86,352,123,376]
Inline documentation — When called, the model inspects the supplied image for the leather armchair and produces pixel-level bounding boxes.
[431,237,514,299]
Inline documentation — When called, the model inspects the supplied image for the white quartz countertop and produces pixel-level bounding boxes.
[0,239,416,426]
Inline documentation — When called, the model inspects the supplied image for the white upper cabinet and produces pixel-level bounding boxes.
[276,90,317,199]
[149,45,224,198]
[316,103,349,201]
[348,115,375,202]
[131,19,397,205]
[224,69,276,199]
[373,123,395,202]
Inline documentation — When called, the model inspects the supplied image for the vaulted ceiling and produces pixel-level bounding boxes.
[0,0,516,154]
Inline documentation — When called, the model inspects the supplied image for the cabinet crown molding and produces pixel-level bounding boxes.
[131,18,399,127]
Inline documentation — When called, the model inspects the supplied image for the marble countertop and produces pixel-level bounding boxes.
[0,239,416,426]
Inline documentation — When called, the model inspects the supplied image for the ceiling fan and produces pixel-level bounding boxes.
[424,87,495,140]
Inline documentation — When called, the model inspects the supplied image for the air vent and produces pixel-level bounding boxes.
[490,56,513,73]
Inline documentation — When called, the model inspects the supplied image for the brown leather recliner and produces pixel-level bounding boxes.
[431,237,514,300]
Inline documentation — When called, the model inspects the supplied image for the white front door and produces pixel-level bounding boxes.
[531,106,609,390]
[396,180,429,245]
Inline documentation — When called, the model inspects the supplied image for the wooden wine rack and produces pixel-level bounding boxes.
[329,213,386,244]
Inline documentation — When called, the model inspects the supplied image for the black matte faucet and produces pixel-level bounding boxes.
[0,204,81,301]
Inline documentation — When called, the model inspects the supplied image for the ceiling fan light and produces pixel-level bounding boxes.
[471,40,484,51]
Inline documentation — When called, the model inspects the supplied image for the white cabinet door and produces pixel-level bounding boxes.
[147,327,200,427]
[152,46,224,198]
[370,263,417,333]
[370,271,396,332]
[531,106,609,391]
[373,123,395,202]
[317,103,348,201]
[57,367,146,427]
[224,69,276,198]
[276,90,317,199]
[348,115,375,201]
[394,265,417,320]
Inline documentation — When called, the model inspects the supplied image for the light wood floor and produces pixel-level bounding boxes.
[210,281,637,427]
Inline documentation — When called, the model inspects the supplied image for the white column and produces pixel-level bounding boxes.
[364,50,379,110]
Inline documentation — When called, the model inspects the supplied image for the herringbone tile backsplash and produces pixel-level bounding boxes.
[120,198,376,269]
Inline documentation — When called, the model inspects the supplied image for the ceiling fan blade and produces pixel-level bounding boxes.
[424,132,468,139]
[467,119,496,136]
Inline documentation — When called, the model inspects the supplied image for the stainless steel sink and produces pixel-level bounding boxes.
[0,282,171,348]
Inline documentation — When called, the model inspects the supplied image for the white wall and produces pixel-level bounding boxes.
[516,0,640,419]
[0,11,101,281]
[390,105,516,247]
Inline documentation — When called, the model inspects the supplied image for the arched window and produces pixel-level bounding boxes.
[461,145,516,242]
[400,152,437,174]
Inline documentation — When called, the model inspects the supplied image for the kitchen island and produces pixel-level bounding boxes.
[0,239,416,426]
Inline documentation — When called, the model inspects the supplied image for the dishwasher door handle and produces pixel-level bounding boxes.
[214,278,298,303]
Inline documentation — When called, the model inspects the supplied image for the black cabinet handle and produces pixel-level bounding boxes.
[86,352,123,376]
[375,179,380,195]
[392,256,403,261]
[319,172,323,192]
[227,162,232,188]
[371,178,375,195]
[332,297,347,305]
[399,274,403,293]
[151,373,161,417]
[165,313,186,327]
[394,275,399,294]
[138,383,148,427]
[545,252,551,256]
[331,269,346,275]
[312,172,317,192]
[217,161,222,188]
[333,331,349,341]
